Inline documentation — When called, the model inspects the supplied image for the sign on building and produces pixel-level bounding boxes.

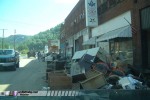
[85,0,98,27]
[48,39,60,54]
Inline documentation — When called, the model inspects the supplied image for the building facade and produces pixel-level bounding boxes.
[60,0,87,58]
[60,0,150,69]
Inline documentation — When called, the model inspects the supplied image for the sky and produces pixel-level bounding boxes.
[0,0,79,37]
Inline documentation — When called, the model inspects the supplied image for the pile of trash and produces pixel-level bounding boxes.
[69,47,150,90]
[45,47,150,90]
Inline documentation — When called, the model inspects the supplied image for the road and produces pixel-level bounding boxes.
[0,57,48,91]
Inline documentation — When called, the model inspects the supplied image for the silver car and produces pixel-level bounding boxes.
[0,49,20,71]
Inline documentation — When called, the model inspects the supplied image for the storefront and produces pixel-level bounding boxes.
[66,37,74,58]
[96,25,133,65]
[82,36,96,49]
[74,28,88,53]
[75,36,83,52]
[60,43,65,57]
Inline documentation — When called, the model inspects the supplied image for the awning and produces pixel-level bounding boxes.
[72,47,100,60]
[72,50,87,60]
[72,47,109,63]
[82,36,96,45]
[96,25,132,42]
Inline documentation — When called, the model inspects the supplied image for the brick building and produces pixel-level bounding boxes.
[60,0,86,58]
[60,0,150,69]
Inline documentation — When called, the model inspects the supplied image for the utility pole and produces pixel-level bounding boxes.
[0,29,7,49]
[14,29,16,50]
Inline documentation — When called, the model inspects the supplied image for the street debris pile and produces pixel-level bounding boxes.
[48,71,72,90]
[45,47,150,90]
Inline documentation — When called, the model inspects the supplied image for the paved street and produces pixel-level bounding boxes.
[0,57,48,91]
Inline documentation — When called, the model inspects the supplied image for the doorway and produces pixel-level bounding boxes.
[141,6,150,69]
[141,30,150,69]
[148,31,150,68]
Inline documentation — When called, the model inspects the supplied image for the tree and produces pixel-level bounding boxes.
[16,23,62,52]
[17,44,28,51]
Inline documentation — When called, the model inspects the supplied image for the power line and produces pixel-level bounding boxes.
[14,29,16,50]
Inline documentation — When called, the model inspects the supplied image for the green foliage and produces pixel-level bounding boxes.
[0,41,10,49]
[20,49,29,54]
[0,35,30,50]
[17,44,28,51]
[1,23,62,52]
[17,23,63,52]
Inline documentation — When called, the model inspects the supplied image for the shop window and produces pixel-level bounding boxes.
[110,39,133,65]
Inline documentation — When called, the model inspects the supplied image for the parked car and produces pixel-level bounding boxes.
[0,49,20,71]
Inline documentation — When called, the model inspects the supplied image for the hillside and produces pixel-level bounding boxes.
[5,34,31,44]
[0,35,30,49]
[0,23,63,52]
[17,23,63,52]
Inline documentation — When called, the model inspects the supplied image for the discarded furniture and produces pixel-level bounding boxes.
[80,70,107,90]
[48,71,72,90]
[55,61,66,70]
[72,73,86,83]
[71,47,111,76]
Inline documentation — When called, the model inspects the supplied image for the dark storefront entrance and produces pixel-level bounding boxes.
[148,31,150,68]
[75,36,83,52]
[141,6,150,69]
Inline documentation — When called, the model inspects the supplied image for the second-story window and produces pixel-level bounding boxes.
[81,10,85,19]
[80,13,85,20]
[71,22,74,26]
[76,17,79,23]
[100,0,107,4]
[74,19,77,24]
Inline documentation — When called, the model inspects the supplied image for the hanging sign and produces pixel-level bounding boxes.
[85,0,98,27]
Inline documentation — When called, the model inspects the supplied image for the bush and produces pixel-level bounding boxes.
[20,49,29,54]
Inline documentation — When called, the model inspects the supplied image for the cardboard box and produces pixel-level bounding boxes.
[80,70,107,89]
[72,83,80,90]
[48,71,72,90]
